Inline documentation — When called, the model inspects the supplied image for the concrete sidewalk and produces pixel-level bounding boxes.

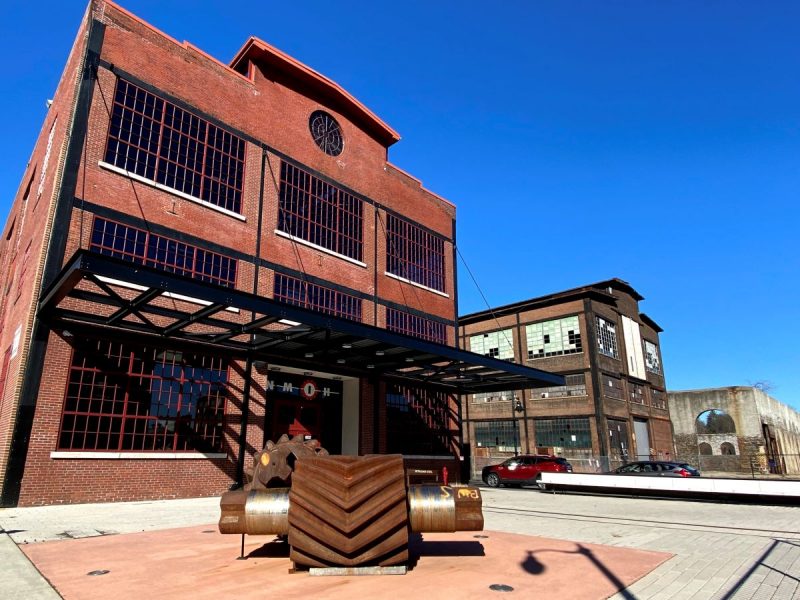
[2,491,799,599]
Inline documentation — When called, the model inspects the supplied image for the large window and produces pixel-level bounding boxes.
[644,340,661,374]
[273,273,362,321]
[629,382,645,404]
[386,385,451,455]
[58,338,228,452]
[105,80,245,213]
[474,420,518,451]
[602,374,624,400]
[386,308,446,344]
[535,418,591,449]
[91,218,237,288]
[471,391,515,404]
[596,316,619,358]
[278,161,363,261]
[385,213,445,292]
[651,389,667,410]
[470,329,514,360]
[526,316,582,359]
[536,373,587,399]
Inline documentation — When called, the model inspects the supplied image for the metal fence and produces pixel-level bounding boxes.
[470,452,800,482]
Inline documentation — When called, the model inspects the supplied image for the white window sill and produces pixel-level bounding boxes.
[96,276,240,313]
[98,161,246,222]
[50,451,227,460]
[384,272,449,298]
[274,230,367,267]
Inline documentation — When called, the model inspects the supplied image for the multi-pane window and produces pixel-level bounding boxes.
[385,213,445,292]
[470,329,514,360]
[535,417,591,449]
[471,390,515,404]
[273,273,362,321]
[596,316,619,358]
[58,338,228,452]
[536,373,587,399]
[602,374,624,400]
[474,420,518,451]
[91,218,237,288]
[386,308,446,344]
[629,382,645,404]
[644,340,661,374]
[385,385,451,455]
[278,161,363,261]
[526,316,582,359]
[105,79,245,213]
[651,389,667,410]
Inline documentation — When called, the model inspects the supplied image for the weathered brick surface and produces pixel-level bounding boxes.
[1,0,460,505]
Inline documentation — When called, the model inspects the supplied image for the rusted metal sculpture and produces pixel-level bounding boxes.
[219,449,484,570]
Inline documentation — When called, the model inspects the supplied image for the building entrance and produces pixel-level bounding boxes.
[265,371,343,453]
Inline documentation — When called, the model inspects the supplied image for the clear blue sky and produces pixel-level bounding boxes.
[1,1,798,409]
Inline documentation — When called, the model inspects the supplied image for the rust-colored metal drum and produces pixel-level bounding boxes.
[219,488,290,535]
[288,454,409,568]
[218,453,485,570]
[407,485,484,533]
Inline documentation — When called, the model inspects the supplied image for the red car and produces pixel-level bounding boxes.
[482,455,573,487]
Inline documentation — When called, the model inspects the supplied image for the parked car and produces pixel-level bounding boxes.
[610,461,701,477]
[482,455,573,488]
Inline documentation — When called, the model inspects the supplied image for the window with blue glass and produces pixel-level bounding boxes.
[105,79,245,214]
[385,213,445,292]
[90,217,237,288]
[58,338,228,452]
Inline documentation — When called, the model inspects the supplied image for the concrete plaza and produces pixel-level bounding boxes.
[1,487,798,599]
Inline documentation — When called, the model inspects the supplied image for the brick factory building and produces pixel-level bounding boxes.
[459,279,674,478]
[0,1,560,506]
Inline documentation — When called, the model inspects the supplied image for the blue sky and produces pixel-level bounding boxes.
[1,1,798,409]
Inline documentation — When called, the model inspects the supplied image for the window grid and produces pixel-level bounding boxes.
[651,389,667,410]
[535,417,592,449]
[596,316,619,358]
[602,374,624,400]
[645,340,661,374]
[536,373,587,399]
[105,79,245,213]
[386,308,446,344]
[90,218,237,288]
[469,329,515,360]
[526,316,582,359]
[474,420,518,450]
[471,390,515,404]
[386,213,445,292]
[58,338,228,452]
[630,382,645,404]
[273,273,362,321]
[278,161,363,261]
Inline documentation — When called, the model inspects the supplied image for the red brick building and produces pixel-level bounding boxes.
[460,279,674,478]
[0,1,558,506]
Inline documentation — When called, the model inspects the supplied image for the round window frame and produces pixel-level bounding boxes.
[309,110,344,157]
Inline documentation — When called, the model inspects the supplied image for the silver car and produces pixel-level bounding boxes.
[612,461,700,477]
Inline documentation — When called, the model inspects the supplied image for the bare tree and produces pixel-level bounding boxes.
[748,380,775,394]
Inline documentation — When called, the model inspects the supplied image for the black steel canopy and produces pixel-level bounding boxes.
[38,251,564,394]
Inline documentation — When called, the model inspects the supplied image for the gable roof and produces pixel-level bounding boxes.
[230,37,401,147]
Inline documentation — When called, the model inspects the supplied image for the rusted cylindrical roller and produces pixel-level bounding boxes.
[219,488,290,535]
[288,454,409,568]
[407,485,483,532]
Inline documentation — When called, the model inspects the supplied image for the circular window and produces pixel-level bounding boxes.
[309,110,344,156]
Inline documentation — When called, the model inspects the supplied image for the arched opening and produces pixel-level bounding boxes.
[696,409,736,434]
[698,442,713,455]
[720,442,736,455]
